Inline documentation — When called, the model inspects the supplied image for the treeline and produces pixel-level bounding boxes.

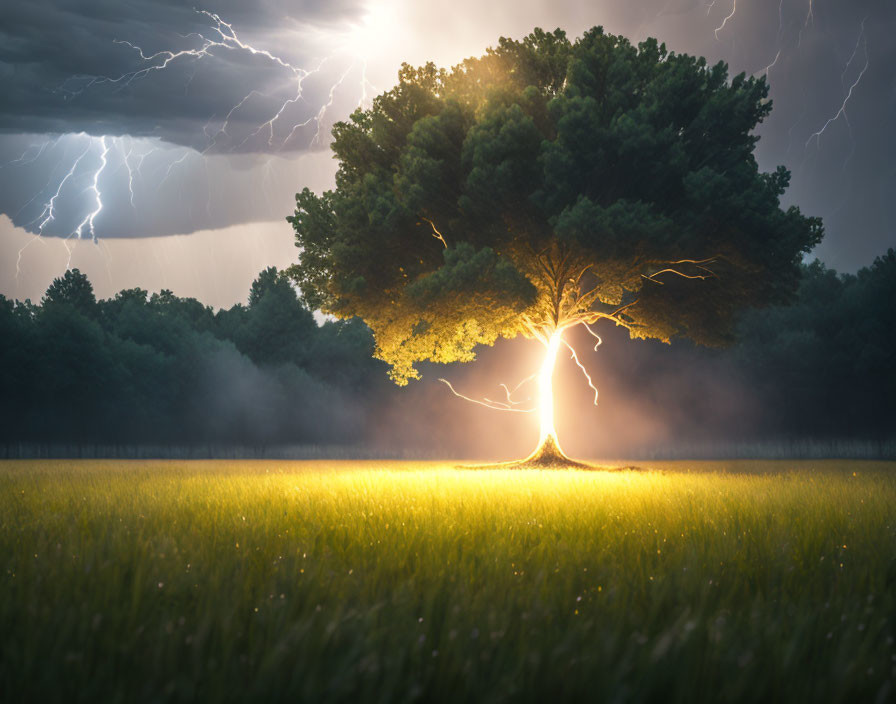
[0,251,894,452]
[0,267,386,446]
[734,250,896,438]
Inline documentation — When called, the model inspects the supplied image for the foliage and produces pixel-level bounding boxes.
[2,460,895,702]
[41,267,98,316]
[289,27,822,384]
[736,250,896,436]
[0,268,384,445]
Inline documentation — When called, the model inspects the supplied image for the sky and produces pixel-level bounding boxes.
[1,0,894,306]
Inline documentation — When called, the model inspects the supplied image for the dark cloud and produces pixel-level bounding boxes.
[0,133,337,239]
[0,0,366,152]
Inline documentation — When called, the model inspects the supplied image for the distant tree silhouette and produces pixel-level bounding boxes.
[42,268,96,317]
[737,250,896,436]
[0,268,383,448]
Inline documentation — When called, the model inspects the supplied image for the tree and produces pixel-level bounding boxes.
[42,268,97,317]
[289,27,822,464]
[735,251,896,437]
[242,267,317,367]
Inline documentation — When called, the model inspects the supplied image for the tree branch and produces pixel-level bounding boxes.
[641,268,714,285]
[419,216,448,249]
[641,255,724,285]
[666,256,721,265]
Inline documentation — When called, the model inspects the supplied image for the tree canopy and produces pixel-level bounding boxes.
[289,26,822,384]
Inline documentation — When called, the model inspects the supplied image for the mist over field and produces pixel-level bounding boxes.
[2,253,894,460]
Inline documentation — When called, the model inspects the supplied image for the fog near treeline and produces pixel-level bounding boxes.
[1,251,894,460]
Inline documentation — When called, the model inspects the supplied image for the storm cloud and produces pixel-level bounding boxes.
[0,1,367,151]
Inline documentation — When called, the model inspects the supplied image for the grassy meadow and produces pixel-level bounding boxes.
[2,459,895,702]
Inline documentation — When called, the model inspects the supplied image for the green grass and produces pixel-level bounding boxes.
[2,460,895,703]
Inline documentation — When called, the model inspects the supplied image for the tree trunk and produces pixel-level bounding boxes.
[459,324,592,469]
[536,331,562,451]
[514,330,588,468]
[522,434,580,467]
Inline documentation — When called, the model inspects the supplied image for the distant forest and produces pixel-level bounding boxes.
[1,250,894,455]
[0,266,388,449]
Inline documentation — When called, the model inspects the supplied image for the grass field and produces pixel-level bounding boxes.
[2,460,895,703]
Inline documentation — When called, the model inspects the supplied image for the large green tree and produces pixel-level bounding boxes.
[288,27,822,463]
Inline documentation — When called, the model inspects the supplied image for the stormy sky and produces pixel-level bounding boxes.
[1,0,894,305]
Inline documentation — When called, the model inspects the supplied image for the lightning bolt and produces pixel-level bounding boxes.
[33,136,93,233]
[798,0,815,47]
[233,58,327,151]
[752,0,784,80]
[11,142,68,222]
[841,17,868,89]
[203,89,271,154]
[59,6,300,99]
[14,234,49,288]
[581,322,603,351]
[441,320,604,415]
[73,136,110,242]
[1,139,55,169]
[438,378,536,413]
[761,50,781,79]
[58,38,210,98]
[61,237,75,272]
[98,238,115,289]
[1,145,38,169]
[311,61,358,148]
[497,375,537,407]
[838,17,869,172]
[9,136,71,282]
[133,146,159,178]
[125,15,312,154]
[805,20,869,149]
[358,58,378,109]
[198,10,300,73]
[561,339,599,406]
[714,0,736,40]
[118,138,137,208]
[158,151,191,189]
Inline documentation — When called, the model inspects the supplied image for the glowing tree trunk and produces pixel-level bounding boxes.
[523,330,576,466]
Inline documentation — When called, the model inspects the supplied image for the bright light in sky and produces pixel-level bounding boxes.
[349,2,399,61]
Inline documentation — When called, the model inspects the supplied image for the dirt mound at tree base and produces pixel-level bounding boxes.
[459,436,647,471]
[458,461,646,471]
